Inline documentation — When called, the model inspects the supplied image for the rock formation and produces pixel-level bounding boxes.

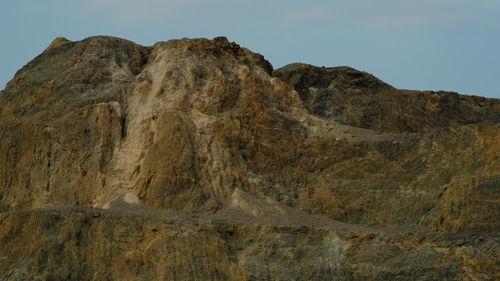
[0,36,498,280]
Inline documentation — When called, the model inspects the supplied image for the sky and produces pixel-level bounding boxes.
[1,0,499,98]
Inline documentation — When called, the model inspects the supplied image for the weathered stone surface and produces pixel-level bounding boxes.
[0,208,498,281]
[0,36,499,280]
[273,63,500,133]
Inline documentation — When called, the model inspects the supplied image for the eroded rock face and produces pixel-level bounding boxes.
[1,208,497,281]
[273,63,500,133]
[0,36,149,210]
[0,36,499,280]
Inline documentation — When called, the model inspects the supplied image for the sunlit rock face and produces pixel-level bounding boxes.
[0,36,498,281]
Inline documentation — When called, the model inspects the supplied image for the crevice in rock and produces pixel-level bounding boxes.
[120,115,127,139]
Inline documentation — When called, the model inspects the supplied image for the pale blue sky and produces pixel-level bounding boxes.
[1,0,499,98]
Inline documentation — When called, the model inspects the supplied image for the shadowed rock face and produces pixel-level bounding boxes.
[273,63,500,132]
[0,36,499,280]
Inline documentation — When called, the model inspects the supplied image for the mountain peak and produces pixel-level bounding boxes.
[0,36,498,280]
[43,37,71,52]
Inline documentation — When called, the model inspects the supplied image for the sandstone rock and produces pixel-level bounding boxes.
[0,36,499,280]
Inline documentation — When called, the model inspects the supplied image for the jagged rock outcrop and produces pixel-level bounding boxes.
[0,36,499,280]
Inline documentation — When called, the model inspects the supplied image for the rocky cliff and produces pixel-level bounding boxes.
[0,36,499,281]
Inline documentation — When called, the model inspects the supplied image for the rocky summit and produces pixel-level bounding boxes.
[0,36,499,281]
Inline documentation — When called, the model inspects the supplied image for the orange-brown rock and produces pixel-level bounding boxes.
[0,36,498,280]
